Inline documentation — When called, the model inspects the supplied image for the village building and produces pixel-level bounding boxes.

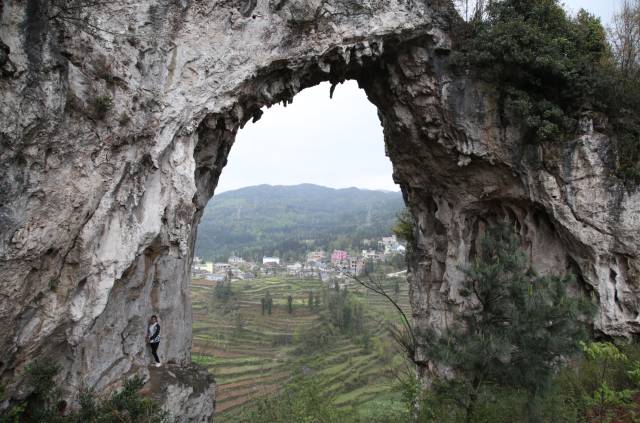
[307,259,325,270]
[362,249,381,261]
[330,250,348,264]
[215,263,231,272]
[287,262,303,275]
[301,267,318,278]
[262,256,280,265]
[306,250,327,263]
[192,260,214,275]
[349,256,365,275]
[228,255,245,265]
[205,273,227,282]
[379,235,405,255]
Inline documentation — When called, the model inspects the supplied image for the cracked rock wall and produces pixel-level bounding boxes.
[1,0,639,418]
[359,40,640,369]
[0,0,443,418]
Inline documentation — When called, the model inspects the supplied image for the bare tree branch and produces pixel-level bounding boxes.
[609,0,640,72]
[344,270,417,361]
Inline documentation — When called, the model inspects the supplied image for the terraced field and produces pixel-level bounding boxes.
[190,272,411,421]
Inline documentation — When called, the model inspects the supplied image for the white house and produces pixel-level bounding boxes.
[306,251,326,263]
[192,261,214,274]
[287,262,303,275]
[206,273,227,282]
[215,263,231,272]
[228,256,245,264]
[380,235,403,255]
[263,256,280,265]
[362,249,380,260]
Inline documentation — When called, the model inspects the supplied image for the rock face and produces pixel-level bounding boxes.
[0,0,638,419]
[143,364,216,422]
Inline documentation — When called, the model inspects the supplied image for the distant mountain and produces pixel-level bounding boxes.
[194,184,404,262]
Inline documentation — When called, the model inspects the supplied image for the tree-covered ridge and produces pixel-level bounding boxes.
[453,0,640,184]
[195,184,404,262]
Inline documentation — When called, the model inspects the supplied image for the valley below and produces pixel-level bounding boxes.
[190,270,411,421]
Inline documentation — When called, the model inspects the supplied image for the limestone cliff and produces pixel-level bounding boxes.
[0,0,638,420]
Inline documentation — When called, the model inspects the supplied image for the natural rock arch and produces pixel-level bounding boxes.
[1,0,638,419]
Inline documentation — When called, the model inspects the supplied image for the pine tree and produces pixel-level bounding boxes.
[265,291,273,316]
[427,220,594,423]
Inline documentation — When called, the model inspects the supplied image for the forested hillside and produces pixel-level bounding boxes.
[195,184,404,262]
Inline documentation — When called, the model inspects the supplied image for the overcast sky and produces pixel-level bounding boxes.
[215,1,617,194]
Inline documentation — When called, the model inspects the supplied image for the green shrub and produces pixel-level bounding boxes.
[76,376,168,423]
[294,320,337,354]
[0,363,168,423]
[392,208,414,246]
[90,95,113,120]
[0,362,62,422]
[551,342,640,422]
[412,341,640,422]
[356,398,409,423]
[240,376,355,423]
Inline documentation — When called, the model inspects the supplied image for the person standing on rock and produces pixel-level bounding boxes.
[146,315,161,367]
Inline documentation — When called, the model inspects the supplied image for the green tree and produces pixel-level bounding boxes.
[393,208,415,246]
[342,302,353,331]
[265,291,273,316]
[353,303,365,334]
[313,291,321,310]
[214,280,233,302]
[581,342,639,422]
[393,278,400,297]
[364,260,375,274]
[233,311,246,334]
[427,220,594,423]
[361,332,372,354]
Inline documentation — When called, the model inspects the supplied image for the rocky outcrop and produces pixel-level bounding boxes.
[360,49,640,371]
[142,364,216,422]
[1,0,638,419]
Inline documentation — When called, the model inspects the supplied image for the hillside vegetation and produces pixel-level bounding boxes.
[453,0,640,183]
[195,184,404,262]
[190,270,412,422]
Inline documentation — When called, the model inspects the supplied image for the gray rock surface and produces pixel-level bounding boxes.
[0,0,638,419]
[142,364,216,422]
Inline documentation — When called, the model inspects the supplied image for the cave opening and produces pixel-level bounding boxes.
[189,81,411,418]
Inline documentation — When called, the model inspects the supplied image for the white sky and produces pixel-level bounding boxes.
[215,1,616,194]
[216,81,393,192]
